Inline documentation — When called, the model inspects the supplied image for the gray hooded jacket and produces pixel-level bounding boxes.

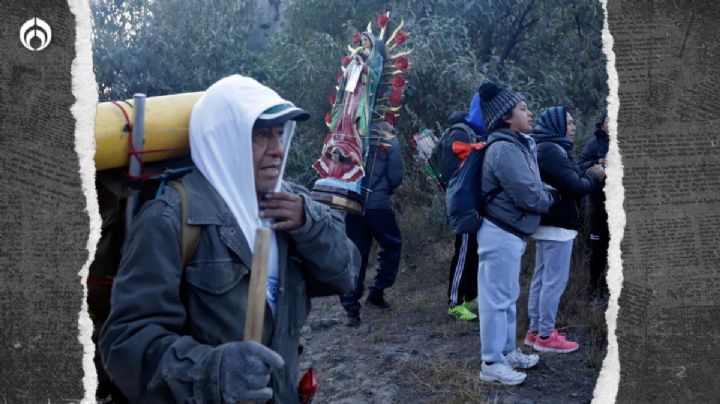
[481,129,557,237]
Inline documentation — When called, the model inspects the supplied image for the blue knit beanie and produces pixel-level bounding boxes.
[536,106,568,138]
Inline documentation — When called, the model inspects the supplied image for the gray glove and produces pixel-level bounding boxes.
[219,341,285,403]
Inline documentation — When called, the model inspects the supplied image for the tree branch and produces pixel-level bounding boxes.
[500,0,537,62]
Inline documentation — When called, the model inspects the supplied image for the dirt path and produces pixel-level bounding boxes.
[300,250,607,403]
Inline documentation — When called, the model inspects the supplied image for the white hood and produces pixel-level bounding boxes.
[189,74,294,250]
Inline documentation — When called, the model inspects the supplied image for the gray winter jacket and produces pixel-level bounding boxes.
[362,136,404,210]
[99,170,359,403]
[481,129,557,238]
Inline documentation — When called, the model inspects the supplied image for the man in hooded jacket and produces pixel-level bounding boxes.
[100,75,360,403]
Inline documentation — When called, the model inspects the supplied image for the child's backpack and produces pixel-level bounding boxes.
[445,138,508,234]
[427,122,483,190]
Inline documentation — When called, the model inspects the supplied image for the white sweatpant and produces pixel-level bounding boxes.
[527,239,574,336]
[477,220,527,363]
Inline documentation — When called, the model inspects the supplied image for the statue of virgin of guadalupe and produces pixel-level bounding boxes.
[311,12,411,213]
[313,31,386,183]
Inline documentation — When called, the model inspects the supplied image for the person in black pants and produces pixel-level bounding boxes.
[340,132,404,326]
[579,113,609,306]
[447,232,480,319]
[442,101,486,321]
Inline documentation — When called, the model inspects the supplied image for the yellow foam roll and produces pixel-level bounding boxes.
[94,92,204,171]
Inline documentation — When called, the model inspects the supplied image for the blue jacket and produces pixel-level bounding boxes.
[362,136,404,210]
[100,170,359,403]
[481,129,557,237]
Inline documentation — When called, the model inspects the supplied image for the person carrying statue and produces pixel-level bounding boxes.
[339,122,404,327]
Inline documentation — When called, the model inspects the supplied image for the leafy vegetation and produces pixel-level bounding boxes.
[91,0,607,189]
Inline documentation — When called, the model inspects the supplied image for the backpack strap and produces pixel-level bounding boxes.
[449,122,482,143]
[480,137,513,203]
[167,181,201,268]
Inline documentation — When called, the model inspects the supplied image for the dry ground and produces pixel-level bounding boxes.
[300,208,607,404]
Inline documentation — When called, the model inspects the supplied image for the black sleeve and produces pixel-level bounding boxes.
[539,143,599,198]
[578,138,599,171]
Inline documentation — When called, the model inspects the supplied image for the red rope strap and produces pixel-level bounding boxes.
[109,100,190,181]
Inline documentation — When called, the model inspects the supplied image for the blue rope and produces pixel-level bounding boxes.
[152,166,193,197]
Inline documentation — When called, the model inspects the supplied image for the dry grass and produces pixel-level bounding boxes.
[307,187,606,403]
[401,359,489,403]
[389,193,607,401]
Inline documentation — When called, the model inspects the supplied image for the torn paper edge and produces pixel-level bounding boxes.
[68,0,100,402]
[593,0,624,403]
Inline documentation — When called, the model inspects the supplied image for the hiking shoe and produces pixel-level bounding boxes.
[504,348,539,369]
[462,299,478,314]
[366,290,391,309]
[479,361,526,386]
[523,331,538,347]
[346,314,361,327]
[448,305,478,321]
[533,330,579,353]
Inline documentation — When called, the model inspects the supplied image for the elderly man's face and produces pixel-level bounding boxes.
[252,125,284,193]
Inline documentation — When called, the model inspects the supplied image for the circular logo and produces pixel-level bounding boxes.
[20,18,52,51]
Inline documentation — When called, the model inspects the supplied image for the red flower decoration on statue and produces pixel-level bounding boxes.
[395,57,409,71]
[325,112,332,124]
[389,89,403,106]
[376,13,390,27]
[342,55,352,67]
[391,76,406,89]
[329,93,336,105]
[394,31,408,45]
[385,112,397,125]
[351,32,362,45]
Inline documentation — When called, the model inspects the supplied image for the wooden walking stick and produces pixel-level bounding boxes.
[238,229,270,403]
[243,227,272,343]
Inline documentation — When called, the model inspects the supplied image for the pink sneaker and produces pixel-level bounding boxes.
[523,331,538,347]
[533,330,579,353]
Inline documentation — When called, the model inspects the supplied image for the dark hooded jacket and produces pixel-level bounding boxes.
[533,107,602,230]
[578,116,609,214]
[362,136,404,210]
